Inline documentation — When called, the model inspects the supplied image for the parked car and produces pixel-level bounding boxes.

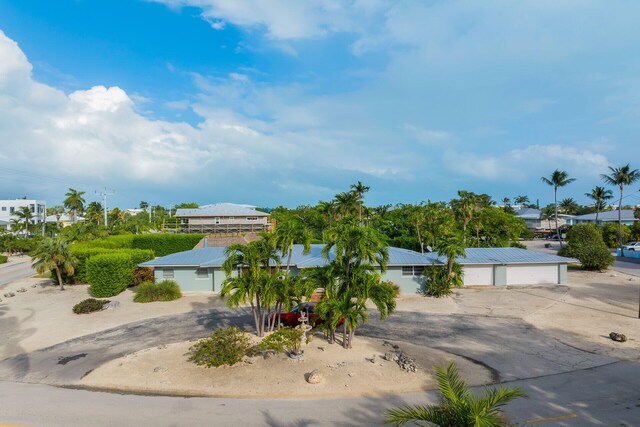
[274,302,343,327]
[623,242,640,251]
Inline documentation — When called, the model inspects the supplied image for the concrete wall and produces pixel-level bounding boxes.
[382,266,426,294]
[463,266,494,285]
[505,264,559,285]
[154,267,236,292]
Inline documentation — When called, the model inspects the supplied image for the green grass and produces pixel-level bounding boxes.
[133,280,182,303]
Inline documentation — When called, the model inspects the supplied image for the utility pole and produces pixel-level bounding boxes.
[41,202,46,236]
[95,188,114,227]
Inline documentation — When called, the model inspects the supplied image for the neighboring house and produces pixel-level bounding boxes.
[45,214,86,227]
[0,219,10,232]
[0,199,46,229]
[125,208,144,216]
[514,207,569,231]
[140,245,575,294]
[565,209,638,227]
[175,203,272,234]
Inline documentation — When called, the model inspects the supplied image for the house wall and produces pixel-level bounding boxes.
[505,264,560,285]
[463,266,494,285]
[0,199,46,224]
[382,266,426,294]
[154,267,235,292]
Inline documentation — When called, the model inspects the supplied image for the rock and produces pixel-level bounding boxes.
[244,356,255,365]
[610,332,627,342]
[397,352,417,373]
[610,274,618,277]
[348,372,355,377]
[263,349,277,360]
[318,346,326,352]
[31,284,37,288]
[306,369,322,384]
[336,361,346,367]
[153,366,168,373]
[3,292,15,298]
[157,345,167,350]
[326,364,336,369]
[383,351,395,361]
[16,287,26,293]
[105,301,120,310]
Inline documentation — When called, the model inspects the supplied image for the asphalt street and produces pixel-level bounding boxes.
[0,259,35,287]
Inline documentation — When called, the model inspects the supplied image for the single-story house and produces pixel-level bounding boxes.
[514,207,570,231]
[565,209,638,227]
[140,245,576,294]
[45,214,86,227]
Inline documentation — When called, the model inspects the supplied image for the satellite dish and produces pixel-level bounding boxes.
[426,246,433,253]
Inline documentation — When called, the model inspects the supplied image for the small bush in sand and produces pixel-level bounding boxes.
[260,327,305,354]
[132,267,155,286]
[189,326,251,368]
[73,298,110,314]
[133,280,182,303]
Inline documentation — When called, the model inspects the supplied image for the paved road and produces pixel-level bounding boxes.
[0,259,35,287]
[612,258,640,277]
[0,309,612,385]
[1,361,639,426]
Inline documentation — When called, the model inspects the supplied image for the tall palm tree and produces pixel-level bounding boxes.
[601,164,640,250]
[436,234,466,282]
[139,201,149,212]
[63,188,86,224]
[274,217,312,272]
[334,191,359,218]
[385,362,527,427]
[85,201,103,225]
[540,205,555,231]
[11,206,34,236]
[450,191,480,245]
[48,205,66,227]
[584,186,614,223]
[350,181,370,221]
[31,238,77,290]
[558,197,579,215]
[514,195,530,206]
[541,170,575,247]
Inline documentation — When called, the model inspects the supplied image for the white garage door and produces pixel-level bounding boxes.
[464,266,494,285]
[506,264,558,285]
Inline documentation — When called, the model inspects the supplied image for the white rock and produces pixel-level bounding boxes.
[307,369,322,384]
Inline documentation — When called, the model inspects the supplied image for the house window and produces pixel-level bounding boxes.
[402,266,424,276]
[163,268,174,279]
[10,207,14,213]
[196,268,208,279]
[246,217,258,221]
[1,207,5,211]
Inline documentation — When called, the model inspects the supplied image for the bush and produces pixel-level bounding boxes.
[131,234,204,256]
[84,235,134,249]
[0,254,7,264]
[260,327,305,354]
[423,263,463,298]
[133,280,182,303]
[510,241,527,249]
[86,249,154,297]
[189,326,250,367]
[132,267,154,285]
[69,245,113,283]
[601,223,632,248]
[381,280,401,298]
[72,298,110,314]
[559,224,614,270]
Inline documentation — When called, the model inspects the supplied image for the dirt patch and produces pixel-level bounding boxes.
[81,334,492,398]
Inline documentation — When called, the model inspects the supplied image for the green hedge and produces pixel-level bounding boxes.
[70,246,114,283]
[131,234,204,257]
[0,254,7,264]
[87,249,155,297]
[83,234,203,256]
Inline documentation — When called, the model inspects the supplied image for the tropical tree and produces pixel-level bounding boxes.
[274,217,312,272]
[514,195,530,206]
[334,191,359,218]
[601,164,640,250]
[11,206,34,236]
[31,237,77,290]
[47,205,66,227]
[450,191,482,244]
[350,180,370,221]
[63,188,86,224]
[407,205,427,253]
[541,170,575,247]
[584,186,614,223]
[558,197,579,215]
[540,205,555,231]
[139,201,149,212]
[85,201,103,225]
[384,362,527,427]
[219,239,281,337]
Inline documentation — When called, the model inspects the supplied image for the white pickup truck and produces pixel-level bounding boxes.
[622,242,640,251]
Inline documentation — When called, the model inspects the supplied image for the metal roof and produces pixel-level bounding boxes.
[175,203,269,218]
[454,248,577,264]
[141,245,574,269]
[569,209,637,222]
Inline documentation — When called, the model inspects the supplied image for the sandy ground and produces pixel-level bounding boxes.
[0,278,225,360]
[81,334,492,398]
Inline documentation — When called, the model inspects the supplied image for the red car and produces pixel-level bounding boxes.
[275,303,343,327]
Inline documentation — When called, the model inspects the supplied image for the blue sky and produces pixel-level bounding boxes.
[1,0,640,209]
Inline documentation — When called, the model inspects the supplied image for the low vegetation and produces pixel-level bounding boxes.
[384,362,527,427]
[132,267,154,286]
[87,249,154,297]
[133,280,182,303]
[559,224,614,270]
[259,327,305,354]
[0,254,7,264]
[72,298,110,314]
[189,326,251,368]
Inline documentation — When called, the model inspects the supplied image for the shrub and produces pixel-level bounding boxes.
[601,223,632,248]
[260,327,305,354]
[559,224,614,270]
[0,254,7,264]
[85,235,134,249]
[381,280,401,298]
[510,241,527,249]
[132,267,154,285]
[86,249,154,297]
[131,234,204,257]
[133,280,182,303]
[69,245,113,283]
[189,326,250,367]
[72,298,110,314]
[423,263,463,298]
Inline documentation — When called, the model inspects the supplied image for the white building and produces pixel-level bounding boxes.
[0,199,46,230]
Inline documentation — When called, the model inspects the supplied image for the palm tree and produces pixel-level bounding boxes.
[63,188,86,224]
[541,170,575,247]
[220,239,281,337]
[540,205,555,231]
[514,195,530,206]
[450,191,480,245]
[48,205,66,227]
[334,191,359,218]
[437,235,466,281]
[558,197,579,215]
[139,201,149,212]
[601,164,640,250]
[85,201,103,225]
[385,362,527,427]
[11,206,34,236]
[274,217,312,272]
[584,186,614,223]
[31,238,77,290]
[350,181,370,221]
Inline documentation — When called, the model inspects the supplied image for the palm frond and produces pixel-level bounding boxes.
[435,362,469,405]
[384,404,443,427]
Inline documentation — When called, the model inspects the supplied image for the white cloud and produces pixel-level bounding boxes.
[402,123,453,146]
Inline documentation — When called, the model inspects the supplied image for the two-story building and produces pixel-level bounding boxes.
[175,203,272,234]
[0,199,46,231]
